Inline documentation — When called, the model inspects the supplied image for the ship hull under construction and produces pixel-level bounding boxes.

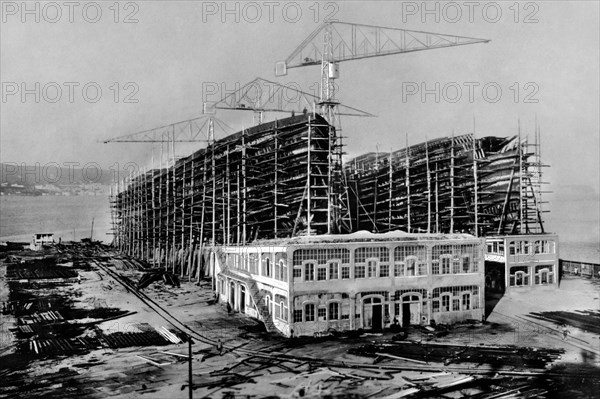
[113,114,340,272]
[111,115,555,297]
[344,134,546,237]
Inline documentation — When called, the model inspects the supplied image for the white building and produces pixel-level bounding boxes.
[214,231,485,337]
[30,233,54,250]
[484,234,559,292]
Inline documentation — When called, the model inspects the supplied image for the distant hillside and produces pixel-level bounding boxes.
[0,163,127,196]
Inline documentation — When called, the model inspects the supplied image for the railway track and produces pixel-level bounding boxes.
[491,310,600,357]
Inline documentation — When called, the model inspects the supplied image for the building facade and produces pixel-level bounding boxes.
[215,231,485,337]
[484,234,559,293]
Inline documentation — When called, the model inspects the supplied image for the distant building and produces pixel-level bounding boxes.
[214,231,485,337]
[30,233,54,250]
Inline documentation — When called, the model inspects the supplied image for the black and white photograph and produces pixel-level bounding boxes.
[1,1,599,398]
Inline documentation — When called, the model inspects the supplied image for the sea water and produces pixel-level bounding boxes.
[0,195,112,244]
[1,194,598,263]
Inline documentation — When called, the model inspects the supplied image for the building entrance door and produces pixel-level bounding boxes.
[402,303,410,326]
[230,282,235,308]
[540,270,548,284]
[402,295,421,326]
[371,305,382,331]
[240,286,246,313]
[363,297,383,330]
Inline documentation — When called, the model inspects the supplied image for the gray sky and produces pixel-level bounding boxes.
[1,0,599,198]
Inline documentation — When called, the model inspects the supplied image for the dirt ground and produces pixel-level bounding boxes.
[1,246,599,398]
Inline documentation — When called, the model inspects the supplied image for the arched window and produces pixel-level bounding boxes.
[328,302,339,320]
[462,293,470,310]
[441,257,451,274]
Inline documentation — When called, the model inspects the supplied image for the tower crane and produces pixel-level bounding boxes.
[276,21,490,121]
[275,21,490,233]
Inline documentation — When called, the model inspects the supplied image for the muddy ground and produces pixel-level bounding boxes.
[1,244,599,398]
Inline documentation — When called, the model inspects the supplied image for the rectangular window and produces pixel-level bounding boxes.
[248,253,259,274]
[355,265,365,278]
[293,310,302,322]
[341,266,350,279]
[394,263,403,277]
[462,257,470,273]
[406,259,415,276]
[452,299,460,311]
[441,258,451,274]
[432,262,439,275]
[275,262,281,280]
[432,301,440,313]
[318,307,326,321]
[305,304,315,322]
[329,262,339,279]
[442,296,450,312]
[293,267,302,279]
[453,260,461,274]
[367,260,377,277]
[329,302,339,320]
[355,247,389,263]
[462,293,470,310]
[305,263,315,281]
[379,264,389,277]
[341,303,350,320]
[317,267,327,281]
[418,263,427,275]
[281,261,288,281]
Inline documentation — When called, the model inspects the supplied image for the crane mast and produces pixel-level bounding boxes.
[276,21,490,233]
[277,21,490,120]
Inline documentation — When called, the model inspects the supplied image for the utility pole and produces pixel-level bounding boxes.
[188,335,194,399]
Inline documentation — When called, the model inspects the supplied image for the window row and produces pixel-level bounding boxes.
[355,247,389,263]
[432,292,477,313]
[486,241,505,255]
[295,259,432,282]
[431,255,477,274]
[272,294,289,321]
[509,266,554,286]
[432,285,479,298]
[432,286,479,313]
[508,240,555,255]
[292,244,479,268]
[432,244,479,259]
[294,256,478,282]
[293,302,351,323]
[226,252,288,281]
[292,248,350,266]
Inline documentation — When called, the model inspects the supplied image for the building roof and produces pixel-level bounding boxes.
[246,230,479,246]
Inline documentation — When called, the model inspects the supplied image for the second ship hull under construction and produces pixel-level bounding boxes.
[345,133,545,237]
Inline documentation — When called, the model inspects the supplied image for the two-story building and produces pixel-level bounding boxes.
[484,234,559,293]
[214,231,485,337]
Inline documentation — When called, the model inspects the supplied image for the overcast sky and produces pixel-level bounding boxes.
[1,1,599,198]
